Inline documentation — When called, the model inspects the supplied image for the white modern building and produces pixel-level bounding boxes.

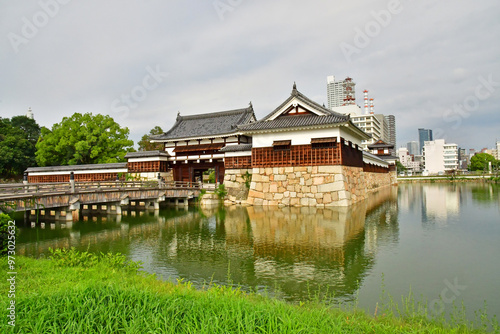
[422,139,458,174]
[398,147,421,172]
[333,105,382,150]
[327,76,356,109]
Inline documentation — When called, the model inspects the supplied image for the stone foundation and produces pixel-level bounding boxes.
[244,166,395,207]
[223,168,252,204]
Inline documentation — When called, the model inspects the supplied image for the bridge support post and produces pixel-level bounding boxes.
[70,172,75,193]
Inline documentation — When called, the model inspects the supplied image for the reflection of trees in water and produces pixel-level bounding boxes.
[16,187,401,304]
[471,183,499,205]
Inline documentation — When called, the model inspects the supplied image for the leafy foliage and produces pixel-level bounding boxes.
[0,213,12,255]
[0,116,40,178]
[215,184,227,199]
[137,126,164,151]
[396,160,407,172]
[35,113,134,166]
[469,153,498,172]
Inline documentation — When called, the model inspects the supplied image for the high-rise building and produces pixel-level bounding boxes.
[26,107,34,119]
[384,115,396,154]
[406,141,419,156]
[333,104,382,151]
[327,76,356,109]
[418,128,433,154]
[422,139,458,174]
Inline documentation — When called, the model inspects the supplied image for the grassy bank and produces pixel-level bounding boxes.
[0,250,497,333]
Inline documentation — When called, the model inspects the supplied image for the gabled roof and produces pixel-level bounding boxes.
[367,140,394,149]
[238,84,366,136]
[260,83,347,121]
[238,113,349,132]
[151,105,256,142]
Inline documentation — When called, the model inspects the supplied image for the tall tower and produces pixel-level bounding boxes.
[326,76,356,109]
[385,115,396,154]
[26,107,34,119]
[418,128,433,155]
[363,90,369,114]
[342,77,356,106]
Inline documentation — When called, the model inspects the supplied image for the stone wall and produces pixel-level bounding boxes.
[244,166,394,207]
[223,168,252,204]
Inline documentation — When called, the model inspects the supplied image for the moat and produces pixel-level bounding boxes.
[14,183,500,321]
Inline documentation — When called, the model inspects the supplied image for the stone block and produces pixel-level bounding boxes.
[285,167,294,173]
[255,182,263,192]
[318,165,342,174]
[274,193,284,200]
[334,174,345,182]
[313,176,324,185]
[338,190,347,200]
[270,183,278,193]
[323,193,332,204]
[275,174,287,181]
[318,181,344,193]
[249,190,264,199]
[331,191,339,202]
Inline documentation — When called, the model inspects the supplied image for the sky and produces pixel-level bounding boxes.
[1,0,499,151]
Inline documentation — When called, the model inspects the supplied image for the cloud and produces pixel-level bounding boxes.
[1,0,499,150]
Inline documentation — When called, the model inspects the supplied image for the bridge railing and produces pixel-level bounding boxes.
[0,180,202,198]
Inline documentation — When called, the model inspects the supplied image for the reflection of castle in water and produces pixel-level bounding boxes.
[17,186,400,302]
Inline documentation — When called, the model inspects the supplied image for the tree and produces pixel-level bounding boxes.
[137,126,164,151]
[396,161,407,173]
[0,116,40,178]
[469,153,497,172]
[35,113,134,166]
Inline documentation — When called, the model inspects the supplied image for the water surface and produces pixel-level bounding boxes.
[16,183,500,320]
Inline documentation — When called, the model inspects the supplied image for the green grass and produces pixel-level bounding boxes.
[0,251,497,333]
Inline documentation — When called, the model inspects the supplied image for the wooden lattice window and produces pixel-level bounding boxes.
[311,137,336,149]
[273,140,291,151]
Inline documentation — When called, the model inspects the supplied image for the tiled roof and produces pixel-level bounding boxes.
[152,106,256,141]
[260,83,347,121]
[239,84,349,133]
[367,140,394,149]
[25,163,127,173]
[219,144,253,152]
[239,114,348,132]
[125,151,170,158]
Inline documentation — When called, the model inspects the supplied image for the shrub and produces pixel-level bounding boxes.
[0,213,13,255]
[215,184,227,200]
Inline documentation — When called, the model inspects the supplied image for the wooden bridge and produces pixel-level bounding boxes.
[0,180,202,221]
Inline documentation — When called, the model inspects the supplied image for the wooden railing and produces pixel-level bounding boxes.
[0,180,201,198]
